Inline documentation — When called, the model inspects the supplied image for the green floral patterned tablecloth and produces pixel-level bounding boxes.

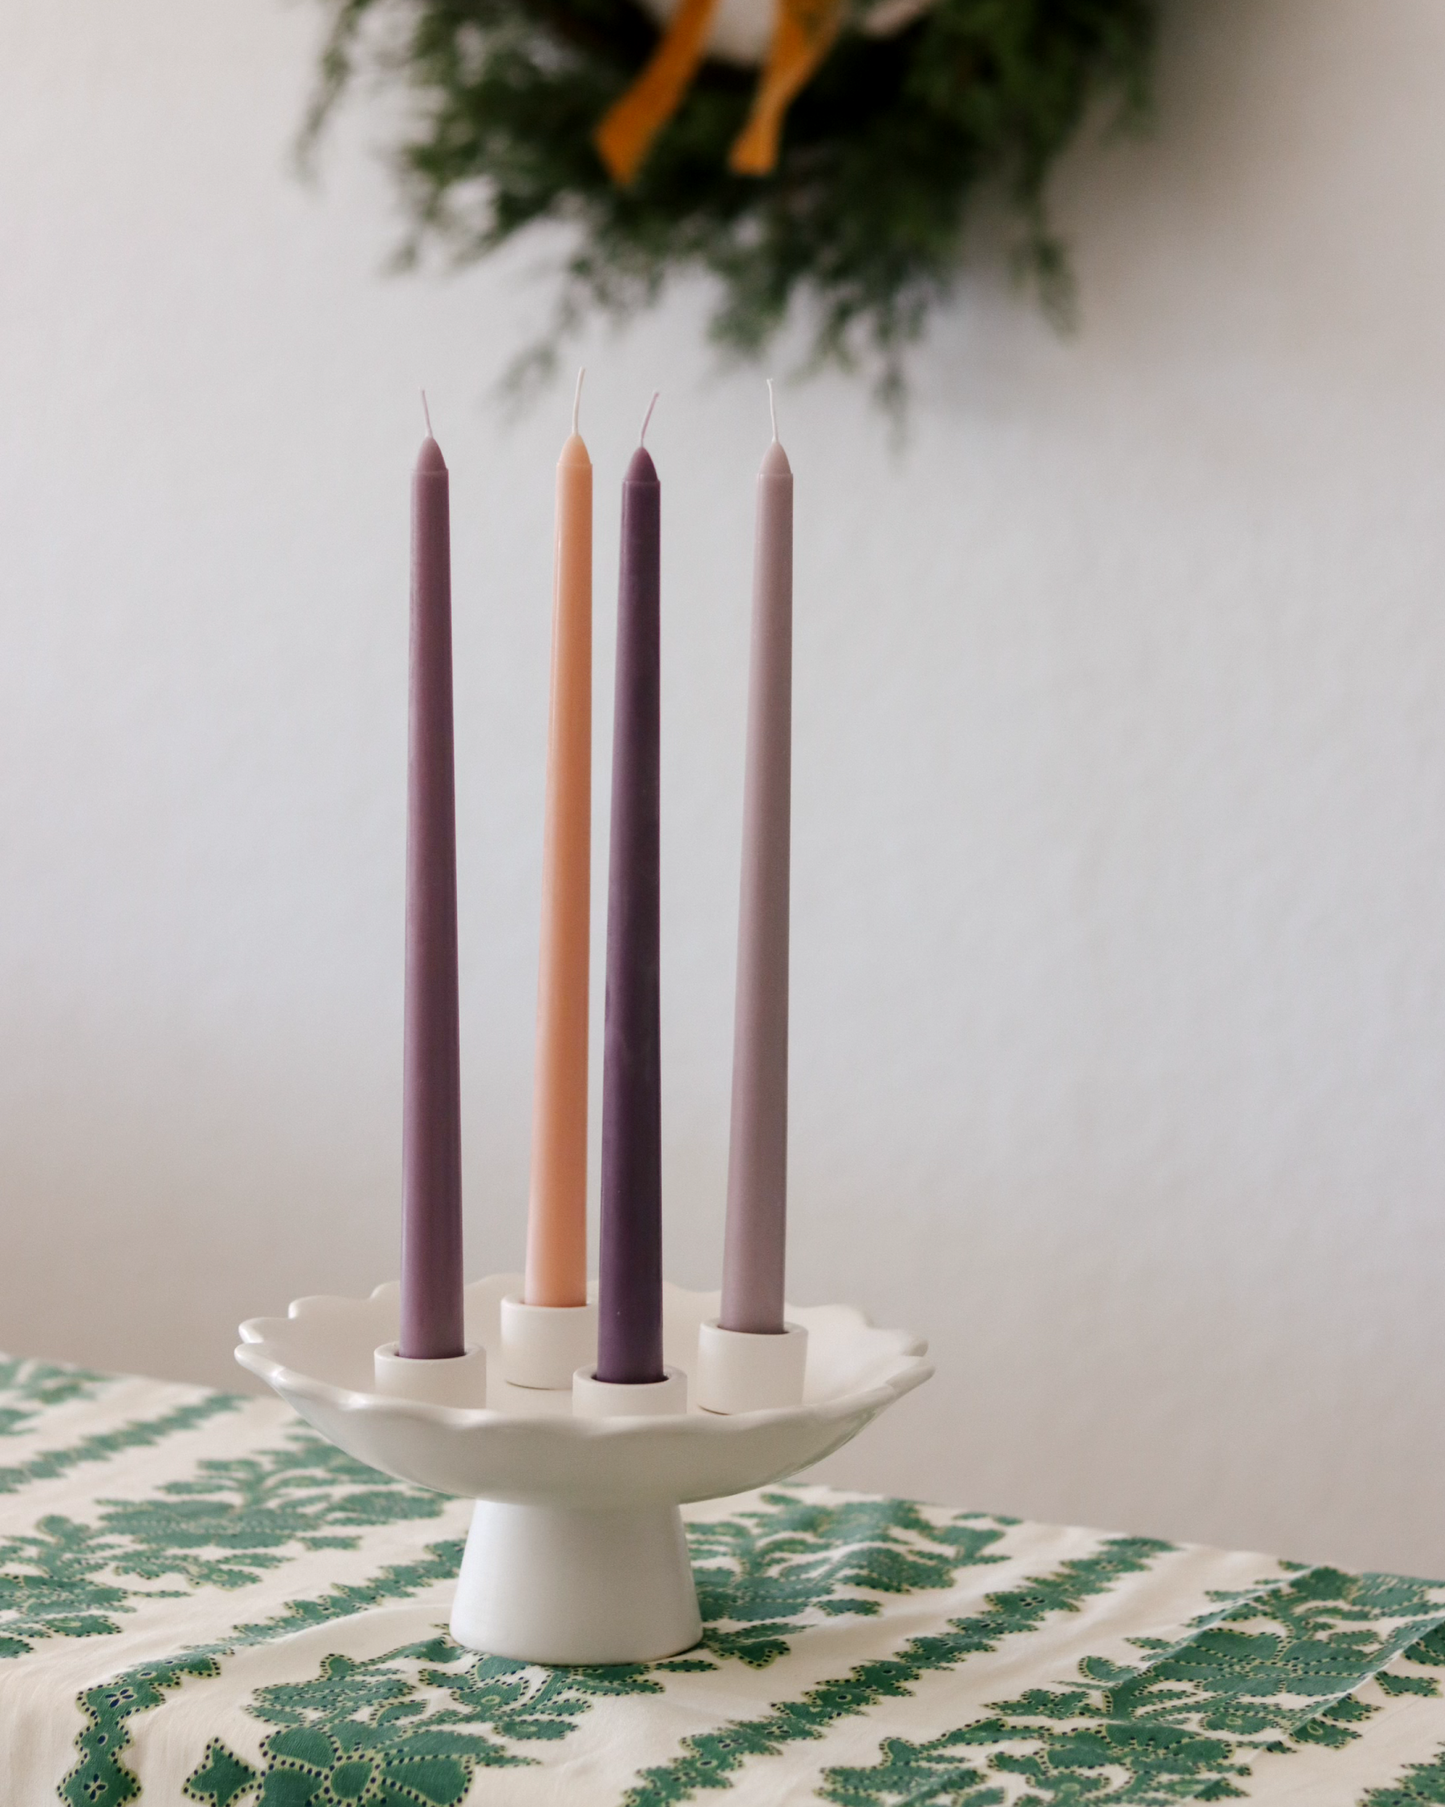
[2,1354,1444,1805]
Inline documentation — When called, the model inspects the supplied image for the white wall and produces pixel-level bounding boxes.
[2,0,1444,1577]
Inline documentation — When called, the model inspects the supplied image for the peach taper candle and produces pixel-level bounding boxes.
[525,373,593,1308]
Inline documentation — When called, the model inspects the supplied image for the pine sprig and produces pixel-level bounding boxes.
[306,0,1159,403]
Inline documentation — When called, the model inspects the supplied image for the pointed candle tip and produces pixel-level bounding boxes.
[767,378,778,442]
[639,391,660,448]
[573,368,585,437]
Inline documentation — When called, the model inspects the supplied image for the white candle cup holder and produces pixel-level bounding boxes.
[499,1294,599,1390]
[373,1341,488,1407]
[237,1274,931,1666]
[694,1318,808,1414]
[572,1364,689,1417]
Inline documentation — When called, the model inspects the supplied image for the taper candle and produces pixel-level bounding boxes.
[399,407,466,1360]
[597,397,665,1385]
[720,386,793,1335]
[525,374,593,1308]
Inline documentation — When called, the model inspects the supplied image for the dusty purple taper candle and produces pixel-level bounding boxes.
[720,389,793,1335]
[597,402,664,1385]
[398,419,466,1361]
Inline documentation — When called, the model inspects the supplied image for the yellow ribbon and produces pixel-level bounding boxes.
[594,0,844,185]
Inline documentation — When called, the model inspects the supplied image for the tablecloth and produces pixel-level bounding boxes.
[2,1353,1444,1805]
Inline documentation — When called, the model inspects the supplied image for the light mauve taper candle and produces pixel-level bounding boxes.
[399,424,466,1360]
[525,383,593,1308]
[720,403,792,1335]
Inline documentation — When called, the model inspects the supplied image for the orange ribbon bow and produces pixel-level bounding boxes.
[595,0,845,186]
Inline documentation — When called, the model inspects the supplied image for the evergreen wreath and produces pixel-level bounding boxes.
[307,0,1159,403]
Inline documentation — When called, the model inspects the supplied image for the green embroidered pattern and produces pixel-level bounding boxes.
[184,1640,662,1806]
[64,1539,467,1807]
[0,1355,114,1438]
[819,1569,1445,1806]
[625,1534,1173,1806]
[687,1494,1011,1670]
[174,1492,1013,1805]
[0,1428,450,1657]
[5,1347,1433,1807]
[1361,1741,1445,1805]
[0,1390,240,1499]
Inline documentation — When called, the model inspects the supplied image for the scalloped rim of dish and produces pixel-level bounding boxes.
[236,1280,932,1436]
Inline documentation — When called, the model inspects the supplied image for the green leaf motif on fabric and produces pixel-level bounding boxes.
[176,1492,1012,1805]
[626,1533,1173,1807]
[819,1565,1445,1806]
[185,1641,663,1806]
[1360,1742,1445,1805]
[690,1493,1011,1669]
[1,1429,450,1657]
[185,1741,260,1807]
[64,1539,467,1807]
[0,1389,240,1499]
[0,1354,115,1438]
[1350,1632,1445,1804]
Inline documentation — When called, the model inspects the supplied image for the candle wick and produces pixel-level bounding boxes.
[420,390,434,439]
[639,391,660,448]
[572,368,586,437]
[767,377,778,443]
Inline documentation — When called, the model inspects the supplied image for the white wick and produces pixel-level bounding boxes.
[639,391,660,446]
[767,377,778,442]
[421,390,434,438]
[573,367,585,436]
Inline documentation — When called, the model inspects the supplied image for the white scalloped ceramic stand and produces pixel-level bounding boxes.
[237,1274,930,1665]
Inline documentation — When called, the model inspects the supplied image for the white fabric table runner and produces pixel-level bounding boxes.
[1,1353,1443,1805]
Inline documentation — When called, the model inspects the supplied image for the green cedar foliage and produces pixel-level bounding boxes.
[305,0,1158,403]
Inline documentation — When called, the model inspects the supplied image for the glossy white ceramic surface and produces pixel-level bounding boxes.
[237,1274,930,1510]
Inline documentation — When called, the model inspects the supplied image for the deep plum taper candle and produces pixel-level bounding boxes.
[398,422,466,1360]
[597,408,664,1385]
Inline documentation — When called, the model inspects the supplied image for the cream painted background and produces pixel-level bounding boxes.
[2,0,1443,1575]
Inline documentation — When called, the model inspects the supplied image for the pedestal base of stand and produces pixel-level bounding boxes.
[450,1499,703,1664]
